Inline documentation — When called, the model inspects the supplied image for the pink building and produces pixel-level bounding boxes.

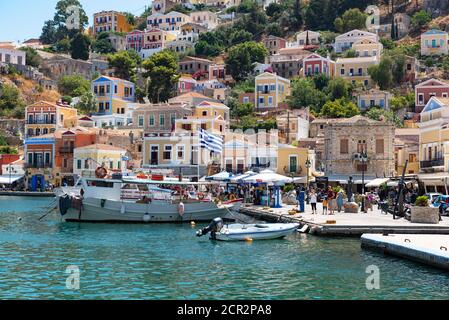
[302,53,334,77]
[415,78,449,113]
[177,76,197,94]
[126,30,145,51]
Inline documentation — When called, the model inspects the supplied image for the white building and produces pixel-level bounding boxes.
[0,48,26,66]
[189,11,219,30]
[333,29,378,53]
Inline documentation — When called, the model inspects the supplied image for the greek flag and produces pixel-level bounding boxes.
[199,129,223,153]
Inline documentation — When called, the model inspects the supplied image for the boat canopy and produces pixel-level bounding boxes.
[122,177,215,186]
[0,175,24,184]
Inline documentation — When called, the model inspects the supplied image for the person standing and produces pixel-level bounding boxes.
[322,196,328,215]
[336,190,344,213]
[309,189,318,214]
[327,186,336,215]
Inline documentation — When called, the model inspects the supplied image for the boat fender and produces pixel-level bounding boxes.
[101,199,106,208]
[178,202,185,216]
[143,214,151,223]
[121,204,126,214]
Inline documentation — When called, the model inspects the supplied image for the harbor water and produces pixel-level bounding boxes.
[1,196,449,300]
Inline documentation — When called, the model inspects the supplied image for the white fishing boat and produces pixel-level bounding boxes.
[56,175,231,223]
[197,218,299,241]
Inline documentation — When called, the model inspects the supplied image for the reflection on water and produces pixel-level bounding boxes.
[0,196,448,300]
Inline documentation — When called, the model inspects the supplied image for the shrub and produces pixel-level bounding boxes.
[415,196,429,207]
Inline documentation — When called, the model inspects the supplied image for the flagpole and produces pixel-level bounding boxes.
[197,129,201,183]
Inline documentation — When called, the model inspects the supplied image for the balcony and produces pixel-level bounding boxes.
[60,147,74,154]
[26,120,56,125]
[420,158,444,168]
[25,162,53,169]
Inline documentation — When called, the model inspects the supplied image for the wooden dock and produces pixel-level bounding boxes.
[0,191,55,197]
[361,234,449,270]
[239,204,449,236]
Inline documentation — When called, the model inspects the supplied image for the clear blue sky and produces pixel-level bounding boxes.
[0,0,152,42]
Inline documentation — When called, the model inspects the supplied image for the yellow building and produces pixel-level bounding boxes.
[25,101,78,138]
[255,72,291,110]
[395,128,419,176]
[73,143,128,176]
[352,38,383,60]
[143,28,176,49]
[175,100,229,135]
[421,29,449,56]
[277,144,316,181]
[93,11,133,36]
[335,56,378,87]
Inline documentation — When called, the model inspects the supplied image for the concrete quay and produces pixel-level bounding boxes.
[238,203,449,236]
[361,234,449,270]
[0,191,55,197]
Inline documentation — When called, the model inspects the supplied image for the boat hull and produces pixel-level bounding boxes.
[214,223,300,241]
[60,197,228,223]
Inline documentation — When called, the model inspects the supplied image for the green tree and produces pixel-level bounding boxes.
[0,135,7,146]
[142,50,180,103]
[57,74,90,96]
[225,42,268,82]
[343,49,357,58]
[265,23,284,37]
[334,8,367,33]
[92,32,116,54]
[40,0,88,44]
[0,84,25,118]
[0,146,18,155]
[365,108,402,127]
[305,0,335,31]
[229,30,253,46]
[107,50,138,81]
[40,20,58,44]
[19,47,42,68]
[288,78,326,113]
[75,91,97,115]
[70,32,91,60]
[411,10,431,28]
[326,78,351,100]
[232,102,254,118]
[320,99,360,118]
[368,56,394,90]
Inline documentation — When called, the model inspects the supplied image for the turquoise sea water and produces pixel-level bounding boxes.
[0,196,449,300]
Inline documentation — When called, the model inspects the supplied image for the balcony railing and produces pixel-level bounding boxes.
[60,147,74,153]
[25,162,53,169]
[26,120,56,125]
[420,158,444,168]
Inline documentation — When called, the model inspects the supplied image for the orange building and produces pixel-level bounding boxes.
[93,11,133,36]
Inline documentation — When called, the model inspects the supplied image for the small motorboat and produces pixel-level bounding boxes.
[196,218,299,241]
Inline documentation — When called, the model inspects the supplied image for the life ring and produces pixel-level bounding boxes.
[95,167,108,179]
[178,202,185,216]
[198,193,205,201]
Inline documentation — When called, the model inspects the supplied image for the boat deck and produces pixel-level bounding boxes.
[239,203,449,236]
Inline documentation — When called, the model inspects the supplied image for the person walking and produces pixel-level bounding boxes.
[327,186,335,215]
[309,189,317,214]
[336,190,344,213]
[322,196,328,215]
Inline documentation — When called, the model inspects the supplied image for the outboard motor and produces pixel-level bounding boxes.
[196,218,224,238]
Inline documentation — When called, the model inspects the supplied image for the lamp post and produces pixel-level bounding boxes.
[361,151,368,212]
[305,158,312,191]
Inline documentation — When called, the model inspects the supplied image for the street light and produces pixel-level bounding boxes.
[361,151,368,212]
[305,158,312,191]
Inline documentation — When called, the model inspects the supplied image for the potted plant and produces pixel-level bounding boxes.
[411,196,440,224]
